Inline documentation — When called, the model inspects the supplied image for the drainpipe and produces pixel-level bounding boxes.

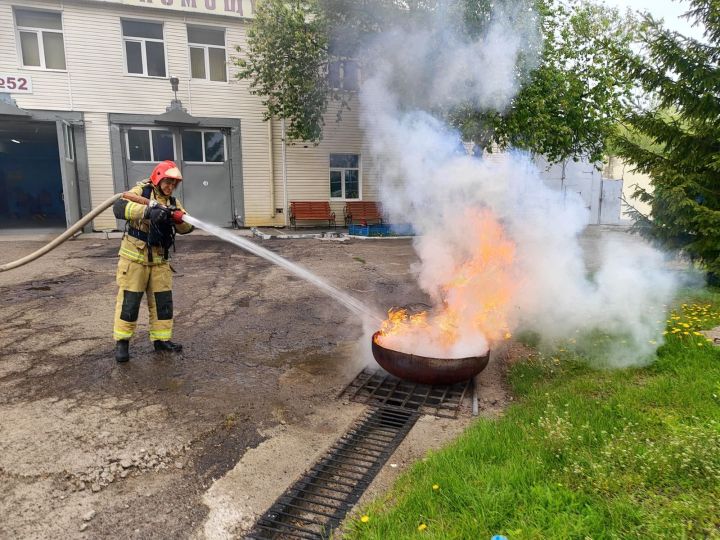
[268,119,275,218]
[281,118,289,227]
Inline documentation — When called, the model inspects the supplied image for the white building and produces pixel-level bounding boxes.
[0,0,375,231]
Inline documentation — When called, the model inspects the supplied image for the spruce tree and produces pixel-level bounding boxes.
[613,0,720,282]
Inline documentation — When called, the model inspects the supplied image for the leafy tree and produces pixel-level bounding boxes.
[612,0,720,282]
[234,0,437,141]
[235,0,331,142]
[236,0,637,164]
[453,0,637,164]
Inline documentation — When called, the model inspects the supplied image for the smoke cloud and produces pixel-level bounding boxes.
[357,1,678,367]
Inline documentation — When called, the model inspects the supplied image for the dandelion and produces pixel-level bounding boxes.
[418,523,427,531]
[360,515,370,523]
[432,484,440,490]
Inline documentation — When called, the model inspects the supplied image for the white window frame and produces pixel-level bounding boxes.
[120,18,168,79]
[125,127,176,163]
[182,129,227,164]
[14,8,67,72]
[329,153,361,200]
[187,25,228,83]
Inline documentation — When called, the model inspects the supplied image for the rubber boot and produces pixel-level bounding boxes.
[153,340,183,353]
[115,340,130,363]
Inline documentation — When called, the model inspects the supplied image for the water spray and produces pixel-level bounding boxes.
[181,214,383,323]
[0,197,383,326]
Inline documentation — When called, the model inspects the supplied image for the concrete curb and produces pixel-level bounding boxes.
[251,227,415,241]
[346,235,415,240]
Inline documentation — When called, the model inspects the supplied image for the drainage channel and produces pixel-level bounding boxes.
[341,368,473,418]
[247,369,470,539]
[247,406,418,539]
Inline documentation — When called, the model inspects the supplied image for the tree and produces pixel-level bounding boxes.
[452,0,637,164]
[235,0,331,142]
[235,0,439,142]
[236,0,637,163]
[612,0,720,282]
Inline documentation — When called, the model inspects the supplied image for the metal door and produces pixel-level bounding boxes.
[178,128,233,227]
[56,120,80,226]
[120,126,179,191]
[599,179,623,224]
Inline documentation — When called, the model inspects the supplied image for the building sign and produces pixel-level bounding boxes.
[91,0,255,18]
[0,74,32,93]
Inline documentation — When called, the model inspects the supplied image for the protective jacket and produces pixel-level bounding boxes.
[111,180,193,343]
[113,181,194,265]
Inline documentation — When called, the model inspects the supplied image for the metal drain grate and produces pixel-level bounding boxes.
[339,368,472,418]
[247,406,418,539]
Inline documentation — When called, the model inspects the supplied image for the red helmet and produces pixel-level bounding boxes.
[150,160,183,186]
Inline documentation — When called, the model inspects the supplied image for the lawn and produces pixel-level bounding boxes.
[346,289,720,539]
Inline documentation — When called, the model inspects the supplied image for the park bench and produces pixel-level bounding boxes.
[344,201,383,226]
[289,201,336,229]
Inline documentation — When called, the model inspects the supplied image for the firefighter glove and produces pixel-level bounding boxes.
[145,205,170,224]
[170,210,185,225]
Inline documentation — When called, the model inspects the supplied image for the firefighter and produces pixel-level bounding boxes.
[111,160,194,363]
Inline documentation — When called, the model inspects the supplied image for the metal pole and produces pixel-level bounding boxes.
[268,120,275,218]
[281,118,289,227]
[472,375,479,416]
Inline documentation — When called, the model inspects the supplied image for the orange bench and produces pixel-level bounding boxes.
[289,201,336,229]
[344,201,383,226]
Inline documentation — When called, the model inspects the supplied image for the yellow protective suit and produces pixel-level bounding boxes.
[112,181,193,343]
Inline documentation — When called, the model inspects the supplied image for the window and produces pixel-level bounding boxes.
[329,153,360,199]
[126,128,174,162]
[328,60,360,91]
[181,130,226,163]
[122,19,166,77]
[187,26,227,82]
[14,9,66,70]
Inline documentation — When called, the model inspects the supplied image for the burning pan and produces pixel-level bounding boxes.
[371,331,490,385]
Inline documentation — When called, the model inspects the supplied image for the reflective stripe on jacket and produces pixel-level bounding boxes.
[115,181,193,266]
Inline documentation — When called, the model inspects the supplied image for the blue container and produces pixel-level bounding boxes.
[369,224,390,236]
[348,224,391,236]
[348,224,370,236]
[389,223,415,236]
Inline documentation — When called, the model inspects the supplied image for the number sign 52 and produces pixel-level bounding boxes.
[0,74,33,93]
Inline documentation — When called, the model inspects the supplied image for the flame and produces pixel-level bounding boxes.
[377,209,516,358]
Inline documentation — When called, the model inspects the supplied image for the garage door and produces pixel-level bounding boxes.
[0,119,67,229]
[121,125,234,227]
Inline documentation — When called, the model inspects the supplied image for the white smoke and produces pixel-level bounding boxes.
[358,1,678,366]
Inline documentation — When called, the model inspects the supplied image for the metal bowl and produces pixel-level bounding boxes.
[371,331,490,385]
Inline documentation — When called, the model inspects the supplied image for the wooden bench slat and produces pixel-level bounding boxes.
[289,201,336,229]
[344,201,383,225]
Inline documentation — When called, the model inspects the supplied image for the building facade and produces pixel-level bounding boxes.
[0,0,376,231]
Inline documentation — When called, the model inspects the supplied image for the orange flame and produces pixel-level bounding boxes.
[377,209,516,357]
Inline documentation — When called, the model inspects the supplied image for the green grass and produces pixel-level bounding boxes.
[346,290,720,539]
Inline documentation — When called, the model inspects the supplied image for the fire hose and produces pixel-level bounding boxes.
[0,192,166,273]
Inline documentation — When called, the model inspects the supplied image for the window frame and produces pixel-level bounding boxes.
[186,24,228,83]
[328,59,361,92]
[120,17,168,79]
[13,8,67,72]
[125,127,176,163]
[181,129,227,164]
[329,153,361,200]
